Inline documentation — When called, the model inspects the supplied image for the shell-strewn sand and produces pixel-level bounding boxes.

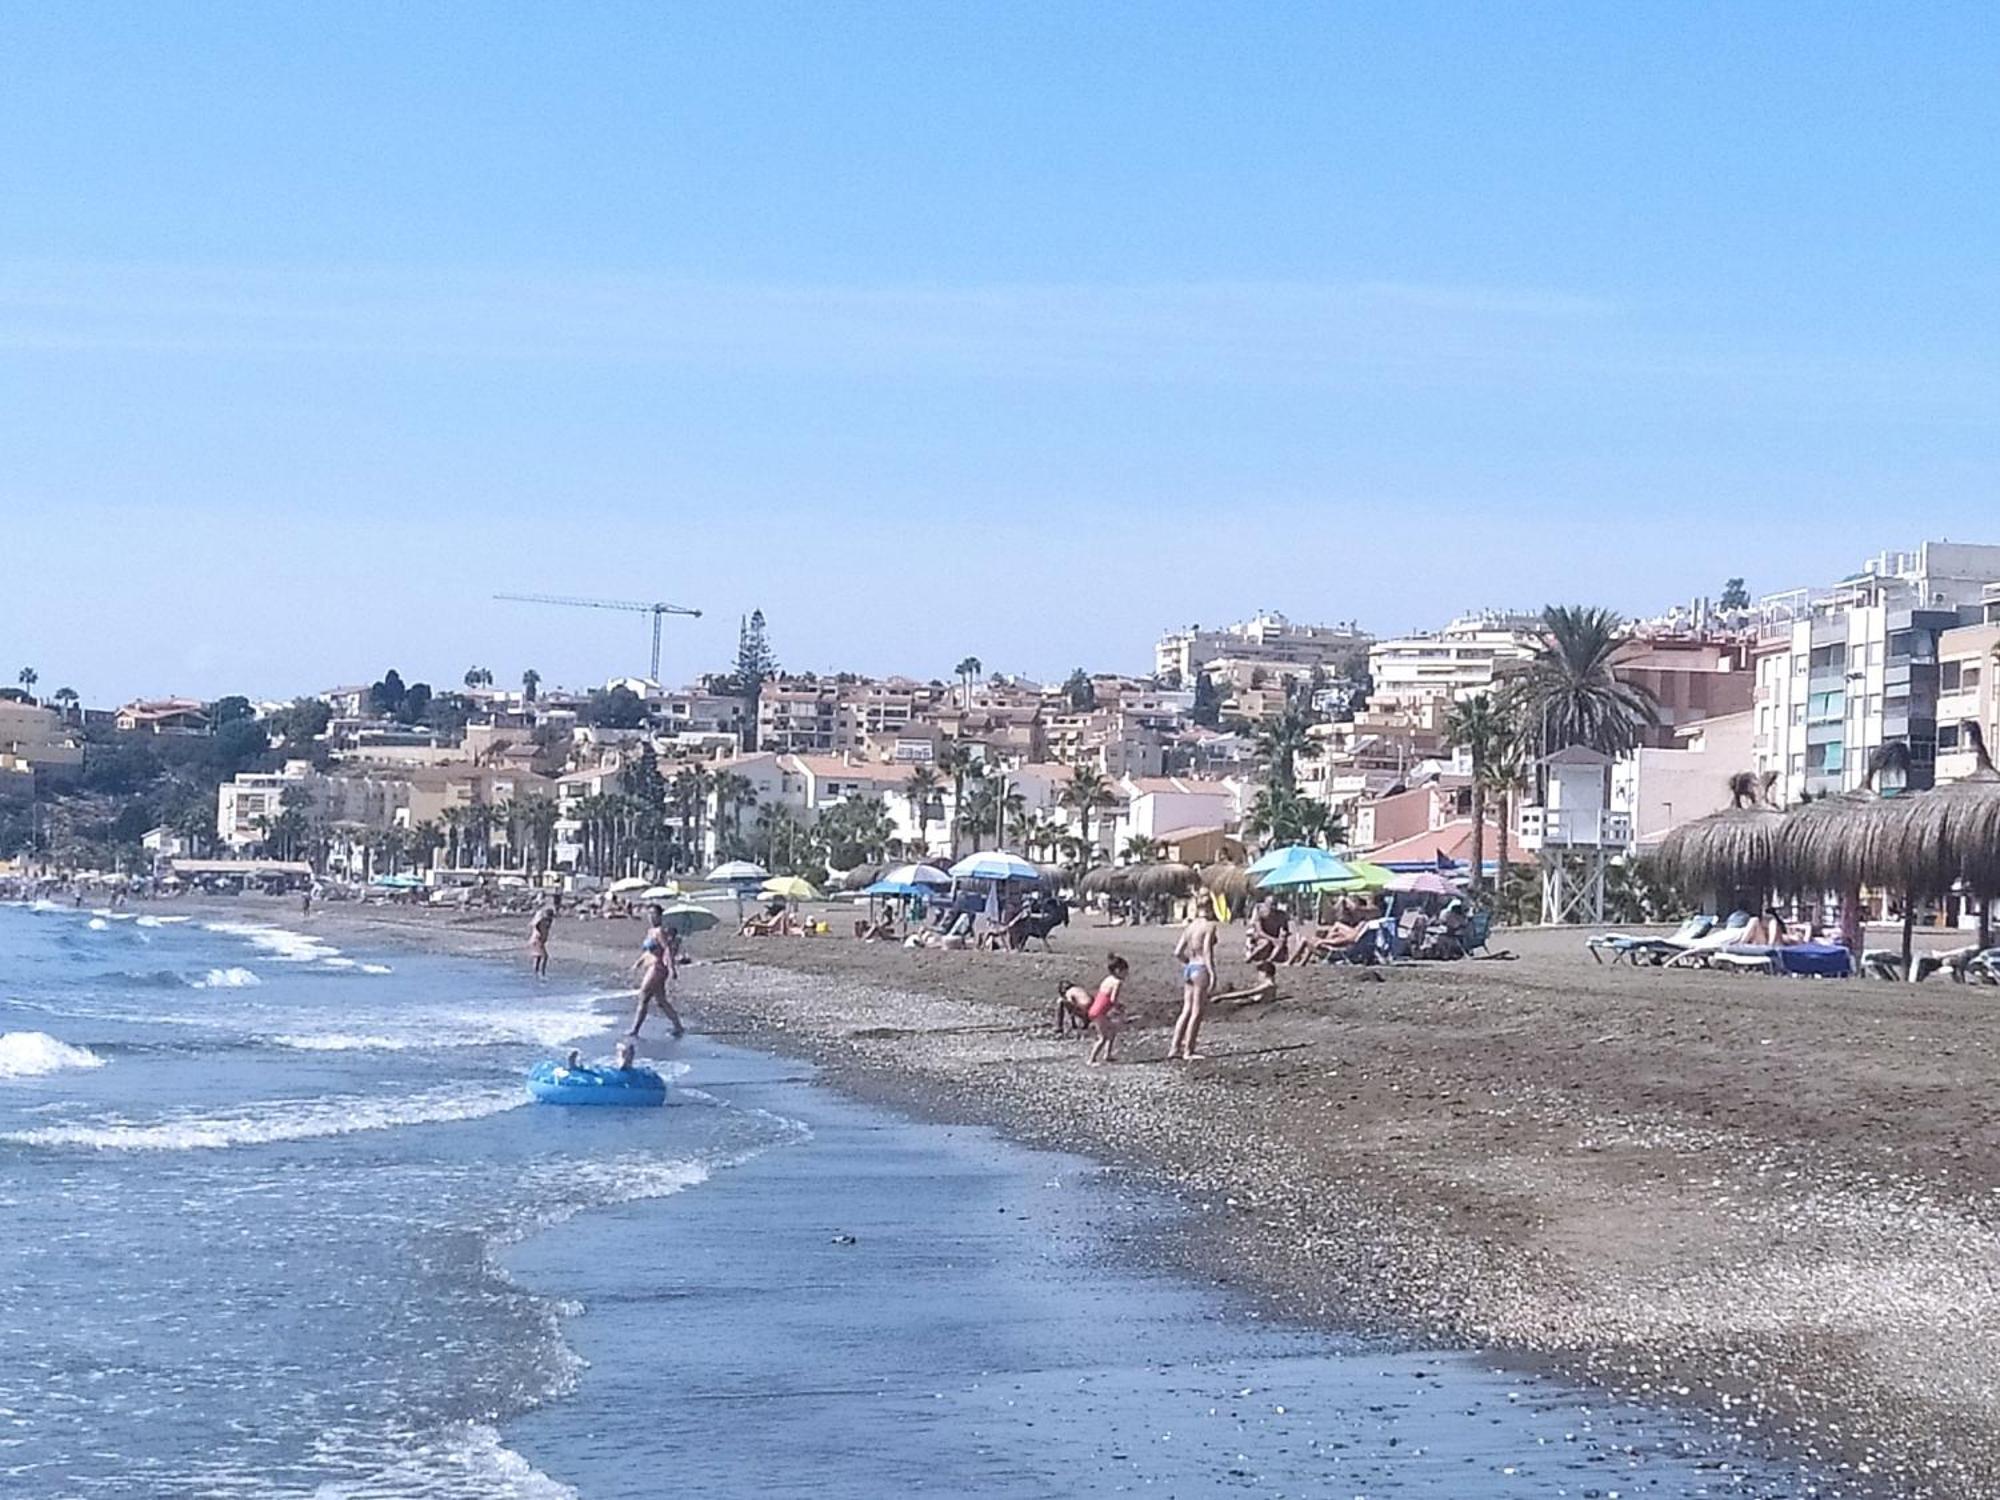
[294,899,2000,1497]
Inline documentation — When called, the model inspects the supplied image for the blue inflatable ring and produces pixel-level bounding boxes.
[527,1059,668,1107]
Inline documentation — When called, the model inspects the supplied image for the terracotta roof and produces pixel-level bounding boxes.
[1364,818,1510,868]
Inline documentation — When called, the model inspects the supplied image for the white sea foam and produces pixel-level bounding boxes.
[202,920,343,964]
[309,1421,578,1500]
[0,1032,106,1080]
[268,1002,615,1054]
[193,966,262,989]
[86,917,109,931]
[360,963,393,975]
[135,914,191,927]
[3,1083,526,1152]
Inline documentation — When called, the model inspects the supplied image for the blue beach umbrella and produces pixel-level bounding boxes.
[1254,847,1355,890]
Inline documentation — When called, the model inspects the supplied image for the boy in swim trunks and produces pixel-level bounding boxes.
[1170,897,1219,1060]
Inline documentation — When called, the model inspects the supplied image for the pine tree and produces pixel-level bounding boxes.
[733,610,778,751]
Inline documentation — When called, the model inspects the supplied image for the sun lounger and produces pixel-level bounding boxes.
[1587,915,1714,965]
[1966,948,2000,985]
[1711,943,1853,978]
[1662,918,1755,968]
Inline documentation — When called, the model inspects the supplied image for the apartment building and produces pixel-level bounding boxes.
[1366,612,1543,709]
[1611,710,1755,848]
[1155,612,1369,684]
[1936,605,2000,781]
[0,700,83,787]
[1752,543,2000,800]
[1611,636,1755,746]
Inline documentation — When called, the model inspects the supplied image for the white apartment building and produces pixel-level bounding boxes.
[1155,612,1369,684]
[1366,612,1543,709]
[1611,710,1754,849]
[1935,600,2000,782]
[1752,542,2000,801]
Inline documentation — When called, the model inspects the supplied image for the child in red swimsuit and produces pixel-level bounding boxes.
[1055,954,1129,1063]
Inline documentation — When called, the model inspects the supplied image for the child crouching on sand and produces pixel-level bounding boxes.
[1055,954,1129,1064]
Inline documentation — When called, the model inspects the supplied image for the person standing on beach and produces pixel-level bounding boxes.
[627,931,684,1039]
[1169,897,1219,1061]
[528,901,556,979]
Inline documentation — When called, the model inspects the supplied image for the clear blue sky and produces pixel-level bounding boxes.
[7,2,2000,704]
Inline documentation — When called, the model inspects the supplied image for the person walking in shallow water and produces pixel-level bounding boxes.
[528,901,556,979]
[1169,896,1219,1061]
[627,927,683,1039]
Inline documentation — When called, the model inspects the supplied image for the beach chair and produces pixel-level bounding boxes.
[1861,949,1906,981]
[1663,919,1756,968]
[1966,948,2000,985]
[1587,915,1712,965]
[1462,907,1494,958]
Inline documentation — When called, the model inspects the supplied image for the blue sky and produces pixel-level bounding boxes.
[6,3,2000,703]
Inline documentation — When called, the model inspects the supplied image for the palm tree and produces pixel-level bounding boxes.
[1445,693,1507,892]
[937,742,979,855]
[17,667,37,701]
[1484,717,1529,888]
[1058,765,1114,864]
[515,795,559,876]
[1244,783,1301,849]
[52,687,78,722]
[1294,798,1344,850]
[521,668,541,704]
[439,805,470,869]
[710,771,757,861]
[902,765,942,857]
[1253,708,1313,790]
[464,666,494,689]
[1509,606,1660,762]
[1122,833,1160,864]
[954,657,982,711]
[408,819,444,872]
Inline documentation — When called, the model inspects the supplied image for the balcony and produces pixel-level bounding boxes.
[1517,806,1633,850]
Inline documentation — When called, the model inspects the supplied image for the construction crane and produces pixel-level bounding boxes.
[495,593,703,683]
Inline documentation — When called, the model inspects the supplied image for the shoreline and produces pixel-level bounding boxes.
[214,894,1999,1497]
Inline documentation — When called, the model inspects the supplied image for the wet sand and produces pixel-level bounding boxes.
[261,898,2000,1496]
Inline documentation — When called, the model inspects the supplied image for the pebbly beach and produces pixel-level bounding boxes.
[269,895,2000,1500]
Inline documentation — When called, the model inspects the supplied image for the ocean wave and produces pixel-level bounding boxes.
[202,920,344,964]
[193,966,262,989]
[361,963,393,975]
[0,1031,107,1080]
[308,1421,577,1500]
[86,917,109,931]
[134,913,191,927]
[267,1004,616,1054]
[3,1082,526,1152]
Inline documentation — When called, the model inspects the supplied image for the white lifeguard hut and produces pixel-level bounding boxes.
[1516,746,1631,925]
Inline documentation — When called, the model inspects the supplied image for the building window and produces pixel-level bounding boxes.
[1938,724,1961,751]
[1942,661,1963,692]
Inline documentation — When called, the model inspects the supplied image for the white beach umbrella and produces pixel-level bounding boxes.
[706,860,769,883]
[948,851,1041,883]
[881,863,952,888]
[608,876,651,893]
[640,884,678,901]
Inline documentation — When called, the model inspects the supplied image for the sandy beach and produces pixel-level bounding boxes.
[272,897,1996,1497]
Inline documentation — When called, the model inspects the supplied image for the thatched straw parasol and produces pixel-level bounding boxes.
[1199,862,1251,907]
[837,864,883,893]
[1652,772,1786,909]
[1077,865,1127,898]
[1772,744,1908,952]
[1131,863,1200,901]
[1859,725,2000,955]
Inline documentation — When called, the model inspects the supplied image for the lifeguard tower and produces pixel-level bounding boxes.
[1516,746,1631,925]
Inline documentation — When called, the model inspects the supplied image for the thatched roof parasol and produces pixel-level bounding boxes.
[1199,862,1251,904]
[837,864,883,893]
[1771,744,1909,899]
[1077,865,1128,897]
[1131,863,1201,900]
[1652,772,1786,902]
[1860,726,2000,903]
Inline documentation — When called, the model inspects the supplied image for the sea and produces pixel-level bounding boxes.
[0,899,1835,1498]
